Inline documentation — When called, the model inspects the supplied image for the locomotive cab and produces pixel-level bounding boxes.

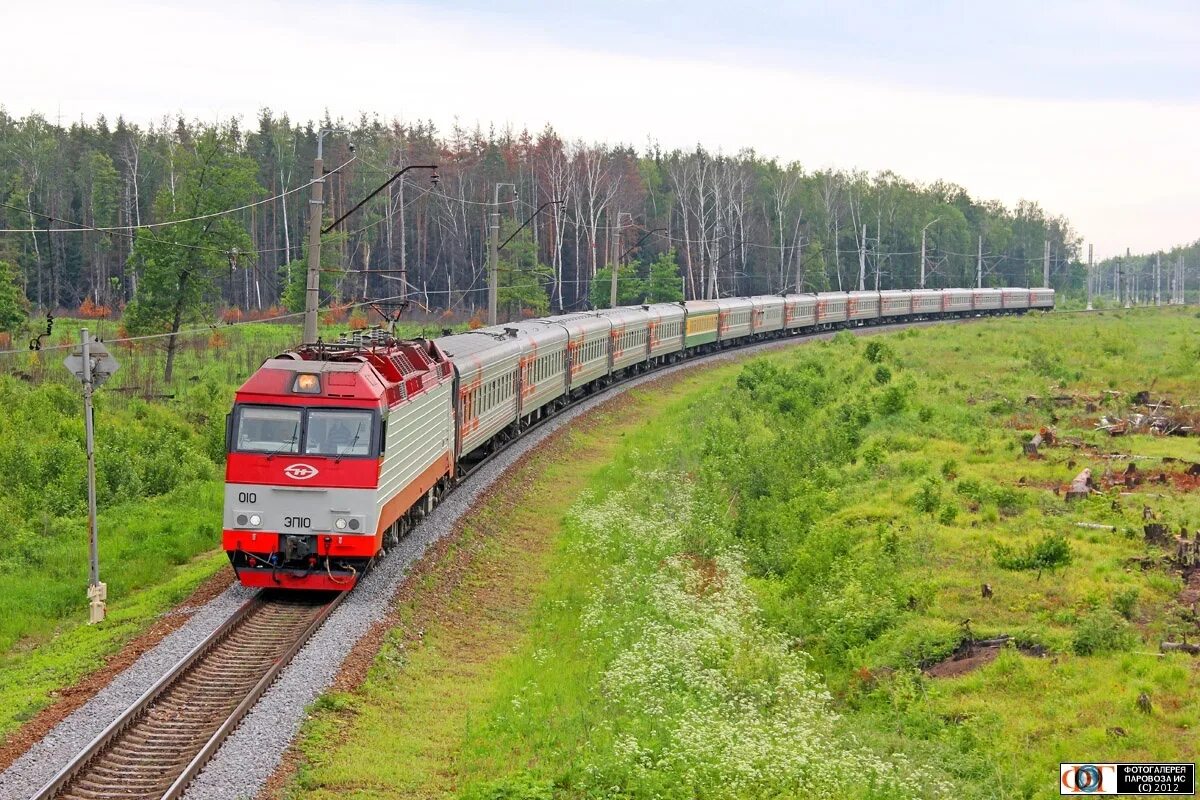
[221,338,456,591]
[224,397,383,589]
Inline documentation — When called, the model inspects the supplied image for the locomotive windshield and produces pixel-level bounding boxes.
[235,407,302,454]
[231,405,376,457]
[305,409,373,457]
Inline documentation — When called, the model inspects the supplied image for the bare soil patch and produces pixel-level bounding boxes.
[924,644,1004,678]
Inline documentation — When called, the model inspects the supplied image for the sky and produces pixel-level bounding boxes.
[5,0,1198,258]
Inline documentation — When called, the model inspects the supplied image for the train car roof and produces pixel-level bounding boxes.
[434,329,525,361]
[748,295,785,307]
[538,312,611,336]
[641,302,686,318]
[595,306,651,324]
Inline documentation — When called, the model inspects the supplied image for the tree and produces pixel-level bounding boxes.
[589,263,643,308]
[497,221,551,319]
[644,248,684,303]
[0,260,29,334]
[125,130,259,381]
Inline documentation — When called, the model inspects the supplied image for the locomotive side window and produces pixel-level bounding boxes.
[235,407,302,454]
[305,409,374,457]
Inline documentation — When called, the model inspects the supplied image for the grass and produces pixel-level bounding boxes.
[278,307,1200,800]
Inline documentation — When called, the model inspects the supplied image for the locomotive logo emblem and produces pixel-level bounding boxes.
[283,463,319,480]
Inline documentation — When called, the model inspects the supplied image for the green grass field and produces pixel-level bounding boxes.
[278,308,1200,800]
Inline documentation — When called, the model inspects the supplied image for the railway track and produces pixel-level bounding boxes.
[30,591,343,800]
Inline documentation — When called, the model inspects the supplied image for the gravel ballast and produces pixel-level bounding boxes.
[0,322,949,800]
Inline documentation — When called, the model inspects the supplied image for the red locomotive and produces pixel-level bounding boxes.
[223,335,454,589]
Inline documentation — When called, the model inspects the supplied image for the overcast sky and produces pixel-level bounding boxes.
[6,0,1197,258]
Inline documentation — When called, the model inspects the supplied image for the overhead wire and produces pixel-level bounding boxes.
[0,157,357,234]
[0,292,417,357]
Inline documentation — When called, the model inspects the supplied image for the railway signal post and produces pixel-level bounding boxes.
[63,328,119,623]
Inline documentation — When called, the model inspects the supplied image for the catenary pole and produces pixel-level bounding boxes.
[610,210,621,308]
[81,329,104,623]
[1042,239,1050,288]
[302,140,325,343]
[1086,244,1094,311]
[1123,248,1132,309]
[858,225,866,291]
[488,197,499,325]
[1156,252,1162,306]
[977,236,983,289]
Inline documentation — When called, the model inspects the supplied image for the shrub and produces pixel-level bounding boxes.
[876,385,908,416]
[874,365,892,385]
[1112,587,1139,620]
[913,478,941,514]
[1072,608,1137,656]
[995,532,1072,575]
[864,340,892,363]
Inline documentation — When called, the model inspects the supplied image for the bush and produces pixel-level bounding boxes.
[995,532,1072,575]
[1112,587,1139,620]
[1072,608,1137,656]
[864,340,892,363]
[913,478,941,514]
[874,365,892,385]
[876,385,909,416]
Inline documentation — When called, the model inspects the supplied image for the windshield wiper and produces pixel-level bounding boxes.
[335,423,365,463]
[265,434,298,461]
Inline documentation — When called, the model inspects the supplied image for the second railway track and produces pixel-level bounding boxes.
[31,591,343,800]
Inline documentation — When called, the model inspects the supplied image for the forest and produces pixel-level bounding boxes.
[0,110,1099,337]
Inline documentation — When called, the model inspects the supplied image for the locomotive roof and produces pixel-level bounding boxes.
[237,357,387,402]
[237,339,451,405]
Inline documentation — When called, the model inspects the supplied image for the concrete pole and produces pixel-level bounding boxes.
[858,224,866,291]
[1086,243,1094,311]
[1123,248,1132,309]
[610,210,620,308]
[488,200,500,326]
[919,227,926,289]
[1042,239,1050,288]
[81,328,105,623]
[1156,252,1162,306]
[302,145,325,344]
[977,235,983,289]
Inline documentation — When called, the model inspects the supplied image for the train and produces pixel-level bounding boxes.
[222,286,1054,590]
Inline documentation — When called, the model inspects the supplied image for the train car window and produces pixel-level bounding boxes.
[305,409,374,457]
[235,406,302,454]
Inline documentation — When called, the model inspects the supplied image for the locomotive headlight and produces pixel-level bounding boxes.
[249,514,262,527]
[334,517,347,530]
